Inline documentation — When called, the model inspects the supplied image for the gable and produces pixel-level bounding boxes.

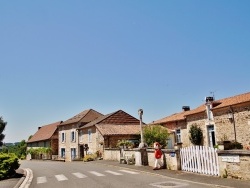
[27,121,62,143]
[99,110,140,125]
[59,109,103,126]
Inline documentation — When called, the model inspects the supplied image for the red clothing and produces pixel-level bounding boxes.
[154,149,162,159]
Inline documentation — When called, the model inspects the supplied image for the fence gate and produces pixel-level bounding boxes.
[180,146,219,176]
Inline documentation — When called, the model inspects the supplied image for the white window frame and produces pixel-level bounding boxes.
[88,129,92,143]
[61,132,66,143]
[71,130,76,142]
[176,129,181,143]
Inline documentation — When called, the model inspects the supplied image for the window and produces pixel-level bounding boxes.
[176,129,181,143]
[71,148,76,160]
[88,129,92,143]
[71,131,76,142]
[61,132,66,143]
[61,148,65,158]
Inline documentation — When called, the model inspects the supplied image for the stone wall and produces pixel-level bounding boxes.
[217,150,250,180]
[213,103,250,147]
[103,148,180,170]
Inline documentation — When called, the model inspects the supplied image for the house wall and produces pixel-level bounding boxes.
[185,113,209,146]
[213,103,250,147]
[79,126,98,155]
[58,124,78,161]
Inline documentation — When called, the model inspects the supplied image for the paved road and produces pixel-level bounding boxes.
[20,160,218,188]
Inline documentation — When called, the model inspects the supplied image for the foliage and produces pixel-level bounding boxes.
[83,154,97,162]
[0,117,7,146]
[27,147,52,156]
[189,124,203,145]
[3,140,27,159]
[0,153,20,180]
[116,139,134,148]
[143,125,169,148]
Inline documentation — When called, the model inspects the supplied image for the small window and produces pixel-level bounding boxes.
[176,129,181,143]
[71,131,75,142]
[88,129,92,143]
[61,132,66,143]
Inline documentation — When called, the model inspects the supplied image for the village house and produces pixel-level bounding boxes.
[26,121,63,159]
[152,92,250,149]
[77,110,142,158]
[57,109,103,161]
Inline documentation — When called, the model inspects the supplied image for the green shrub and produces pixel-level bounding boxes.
[0,153,20,180]
[143,125,169,148]
[189,124,203,145]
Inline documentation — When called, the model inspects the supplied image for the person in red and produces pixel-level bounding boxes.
[153,142,163,170]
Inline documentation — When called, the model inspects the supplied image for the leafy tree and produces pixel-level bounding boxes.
[143,125,169,148]
[189,124,203,145]
[0,117,7,146]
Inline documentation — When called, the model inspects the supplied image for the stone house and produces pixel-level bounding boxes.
[27,121,63,159]
[151,106,191,148]
[77,110,141,158]
[152,92,250,149]
[57,109,103,161]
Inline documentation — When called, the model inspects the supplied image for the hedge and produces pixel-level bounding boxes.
[0,153,20,180]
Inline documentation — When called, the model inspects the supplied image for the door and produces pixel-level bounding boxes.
[71,148,76,160]
[207,125,215,147]
[80,145,84,159]
[61,148,65,159]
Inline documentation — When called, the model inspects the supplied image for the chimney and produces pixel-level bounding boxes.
[205,96,214,103]
[182,106,190,111]
[38,127,41,130]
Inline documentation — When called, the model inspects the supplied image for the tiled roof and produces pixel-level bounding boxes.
[152,92,250,122]
[184,104,205,116]
[81,110,140,129]
[96,124,141,136]
[59,109,103,126]
[27,121,62,143]
[151,111,187,124]
[185,92,250,115]
[212,92,250,110]
[81,111,116,129]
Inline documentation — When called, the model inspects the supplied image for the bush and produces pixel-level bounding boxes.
[0,153,20,180]
[189,124,203,145]
[143,125,169,148]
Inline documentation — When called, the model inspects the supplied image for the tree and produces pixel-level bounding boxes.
[143,125,169,148]
[189,124,203,145]
[0,117,7,146]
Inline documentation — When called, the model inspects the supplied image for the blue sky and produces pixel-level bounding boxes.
[1,1,249,143]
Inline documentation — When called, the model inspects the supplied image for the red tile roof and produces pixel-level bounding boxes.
[151,111,187,124]
[81,110,140,129]
[59,109,103,126]
[151,91,250,123]
[27,121,62,143]
[212,92,250,110]
[96,124,141,136]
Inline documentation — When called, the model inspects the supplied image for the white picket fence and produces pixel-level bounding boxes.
[180,146,219,176]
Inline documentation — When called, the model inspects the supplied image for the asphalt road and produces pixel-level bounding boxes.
[20,160,217,188]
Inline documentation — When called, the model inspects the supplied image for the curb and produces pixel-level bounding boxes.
[18,168,33,188]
